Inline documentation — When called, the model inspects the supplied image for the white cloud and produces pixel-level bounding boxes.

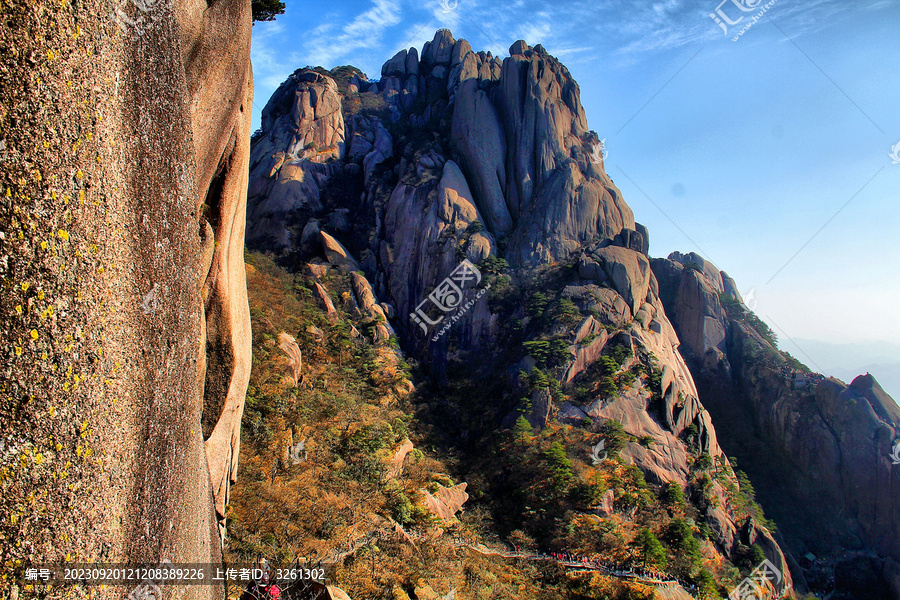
[304,0,404,68]
[393,21,440,57]
[517,22,553,46]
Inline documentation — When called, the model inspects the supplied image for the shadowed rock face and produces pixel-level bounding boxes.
[653,252,900,597]
[0,0,251,584]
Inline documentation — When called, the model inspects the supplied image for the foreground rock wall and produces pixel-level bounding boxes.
[0,0,252,593]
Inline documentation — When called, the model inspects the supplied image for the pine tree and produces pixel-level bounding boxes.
[636,528,667,569]
[251,0,285,22]
[513,415,533,441]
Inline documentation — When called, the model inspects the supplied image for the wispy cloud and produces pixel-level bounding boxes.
[304,0,404,68]
[249,20,295,111]
[394,21,440,57]
[517,22,553,46]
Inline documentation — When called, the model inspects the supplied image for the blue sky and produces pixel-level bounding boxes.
[250,0,900,393]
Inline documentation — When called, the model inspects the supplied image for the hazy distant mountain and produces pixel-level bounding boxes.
[786,338,900,400]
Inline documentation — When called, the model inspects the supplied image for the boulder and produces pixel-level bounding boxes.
[451,38,472,65]
[563,329,609,383]
[506,164,633,267]
[388,439,414,478]
[350,271,394,341]
[528,387,553,429]
[314,282,338,320]
[405,47,419,76]
[382,49,407,77]
[613,228,646,254]
[634,222,650,255]
[305,262,328,280]
[706,506,737,552]
[563,285,632,327]
[181,0,256,553]
[422,29,455,65]
[276,332,302,386]
[4,0,255,578]
[509,39,530,55]
[246,69,345,249]
[495,43,587,215]
[668,251,723,294]
[721,271,742,302]
[581,245,651,314]
[300,219,322,253]
[557,402,588,425]
[320,231,361,272]
[326,209,352,234]
[593,490,616,517]
[362,122,392,186]
[422,483,469,521]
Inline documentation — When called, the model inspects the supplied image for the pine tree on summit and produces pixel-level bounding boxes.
[251,0,285,22]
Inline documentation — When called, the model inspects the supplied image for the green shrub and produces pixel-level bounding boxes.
[694,568,718,599]
[552,298,582,327]
[251,0,284,22]
[544,442,574,493]
[479,255,509,275]
[635,528,667,569]
[665,519,703,577]
[391,492,414,525]
[683,261,703,273]
[526,292,550,317]
[660,482,685,510]
[694,453,713,472]
[523,338,570,367]
[597,420,629,454]
[599,376,617,398]
[466,220,484,234]
[513,415,533,441]
[571,473,607,508]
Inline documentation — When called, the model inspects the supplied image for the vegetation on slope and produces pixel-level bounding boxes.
[229,255,779,599]
[230,253,672,599]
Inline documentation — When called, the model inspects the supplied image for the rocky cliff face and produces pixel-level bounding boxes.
[653,252,900,598]
[246,29,793,596]
[1,0,252,591]
[247,31,633,266]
